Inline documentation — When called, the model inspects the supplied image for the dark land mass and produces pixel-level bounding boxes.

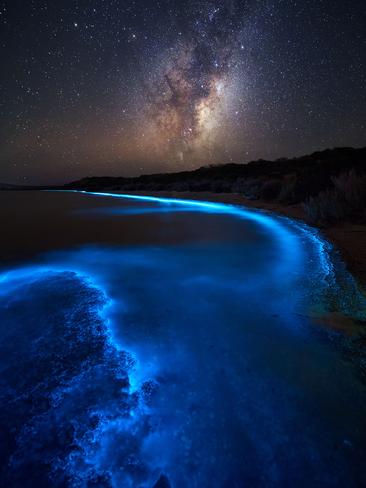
[0,182,55,190]
[65,147,366,211]
[2,146,366,285]
[63,146,366,286]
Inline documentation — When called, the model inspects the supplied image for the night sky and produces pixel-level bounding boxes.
[1,0,365,184]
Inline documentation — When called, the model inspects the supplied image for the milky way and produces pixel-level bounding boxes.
[143,2,245,163]
[0,0,365,183]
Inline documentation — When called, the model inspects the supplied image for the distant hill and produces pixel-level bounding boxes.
[0,182,22,190]
[0,183,57,191]
[65,146,366,226]
[66,146,364,195]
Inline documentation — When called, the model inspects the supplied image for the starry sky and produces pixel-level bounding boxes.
[1,0,365,184]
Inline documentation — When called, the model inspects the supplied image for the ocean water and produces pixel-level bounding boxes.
[0,191,365,487]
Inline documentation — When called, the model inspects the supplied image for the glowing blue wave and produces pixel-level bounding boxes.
[65,189,365,317]
[72,190,339,282]
[0,264,161,486]
[2,190,365,486]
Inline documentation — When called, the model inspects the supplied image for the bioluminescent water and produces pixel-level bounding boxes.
[0,190,366,487]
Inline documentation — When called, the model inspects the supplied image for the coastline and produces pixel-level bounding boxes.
[118,190,366,292]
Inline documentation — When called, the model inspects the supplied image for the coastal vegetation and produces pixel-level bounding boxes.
[66,147,366,227]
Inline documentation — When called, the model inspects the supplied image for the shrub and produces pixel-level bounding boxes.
[231,178,247,193]
[258,179,282,200]
[303,190,345,224]
[230,177,261,199]
[303,170,366,225]
[176,181,190,191]
[278,177,297,204]
[332,170,366,209]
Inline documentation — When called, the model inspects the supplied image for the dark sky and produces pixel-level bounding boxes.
[1,0,365,184]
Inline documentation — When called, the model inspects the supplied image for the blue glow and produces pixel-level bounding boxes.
[1,190,366,486]
[0,263,161,486]
[67,190,308,276]
[73,190,366,316]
